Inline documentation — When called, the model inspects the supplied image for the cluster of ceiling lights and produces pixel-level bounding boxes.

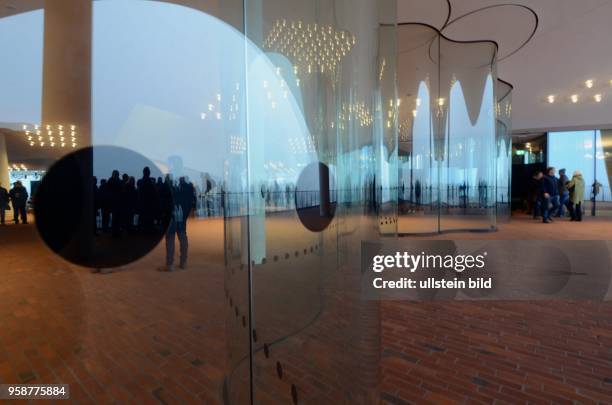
[264,19,356,76]
[229,135,246,154]
[8,163,27,171]
[338,102,374,129]
[288,136,317,155]
[546,79,611,105]
[22,124,77,148]
[201,83,241,122]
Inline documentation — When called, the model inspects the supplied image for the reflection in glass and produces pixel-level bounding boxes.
[397,23,498,234]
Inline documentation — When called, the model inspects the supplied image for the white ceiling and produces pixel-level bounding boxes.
[2,0,611,133]
[398,0,612,132]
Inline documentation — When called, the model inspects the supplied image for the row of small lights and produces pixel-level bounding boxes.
[547,79,612,104]
[8,163,27,171]
[22,124,78,148]
[288,136,317,155]
[264,20,356,76]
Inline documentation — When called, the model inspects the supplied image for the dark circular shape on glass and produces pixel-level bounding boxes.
[442,3,538,62]
[295,162,336,232]
[34,146,171,268]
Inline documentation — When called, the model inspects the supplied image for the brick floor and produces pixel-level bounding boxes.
[0,215,611,404]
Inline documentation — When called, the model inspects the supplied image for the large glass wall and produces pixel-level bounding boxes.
[496,80,512,222]
[548,130,612,216]
[224,0,397,403]
[397,23,498,234]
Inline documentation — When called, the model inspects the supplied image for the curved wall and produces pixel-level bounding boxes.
[397,23,498,234]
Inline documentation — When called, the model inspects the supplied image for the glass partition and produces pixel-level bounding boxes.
[548,130,612,217]
[224,0,397,403]
[496,79,512,222]
[397,23,498,234]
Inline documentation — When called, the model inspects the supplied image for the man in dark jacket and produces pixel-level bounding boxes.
[557,168,570,217]
[528,171,543,218]
[9,181,28,224]
[540,167,560,223]
[162,176,195,271]
[0,182,9,225]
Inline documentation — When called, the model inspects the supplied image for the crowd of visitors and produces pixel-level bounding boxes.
[0,181,29,225]
[528,167,585,223]
[93,167,196,271]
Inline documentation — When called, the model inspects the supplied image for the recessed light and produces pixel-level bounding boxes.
[585,79,594,88]
[594,94,602,103]
[570,94,579,103]
[547,95,555,104]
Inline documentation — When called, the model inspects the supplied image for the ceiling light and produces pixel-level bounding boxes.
[570,94,579,103]
[547,95,555,104]
[412,109,417,118]
[438,98,445,107]
[594,94,602,103]
[585,79,594,88]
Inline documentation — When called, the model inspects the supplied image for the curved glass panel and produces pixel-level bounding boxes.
[397,24,439,234]
[496,80,512,222]
[232,0,396,402]
[397,23,498,234]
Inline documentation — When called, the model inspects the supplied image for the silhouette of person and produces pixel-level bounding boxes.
[137,167,158,232]
[0,182,9,225]
[107,170,123,235]
[9,181,28,224]
[162,175,194,271]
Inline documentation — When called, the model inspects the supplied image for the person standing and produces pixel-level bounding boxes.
[556,168,570,217]
[162,176,195,271]
[0,182,9,225]
[9,181,28,224]
[567,170,585,222]
[528,171,543,218]
[540,167,559,224]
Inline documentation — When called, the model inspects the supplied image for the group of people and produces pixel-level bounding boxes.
[0,181,29,225]
[528,167,585,223]
[94,167,196,271]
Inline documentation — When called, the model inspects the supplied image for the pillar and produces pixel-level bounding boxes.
[0,133,9,191]
[42,0,92,145]
[42,0,93,263]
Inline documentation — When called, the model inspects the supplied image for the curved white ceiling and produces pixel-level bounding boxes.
[2,0,612,133]
[398,0,612,132]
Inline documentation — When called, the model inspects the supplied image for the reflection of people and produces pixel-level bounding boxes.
[163,175,195,271]
[9,181,28,224]
[137,167,157,232]
[567,170,585,222]
[0,182,9,225]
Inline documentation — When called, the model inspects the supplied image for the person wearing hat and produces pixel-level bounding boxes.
[566,170,585,221]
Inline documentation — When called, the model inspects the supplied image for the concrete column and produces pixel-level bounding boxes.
[0,133,9,191]
[42,0,92,148]
[42,0,94,263]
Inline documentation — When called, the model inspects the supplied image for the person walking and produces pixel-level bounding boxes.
[9,181,28,224]
[556,168,570,217]
[0,182,9,225]
[566,170,585,222]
